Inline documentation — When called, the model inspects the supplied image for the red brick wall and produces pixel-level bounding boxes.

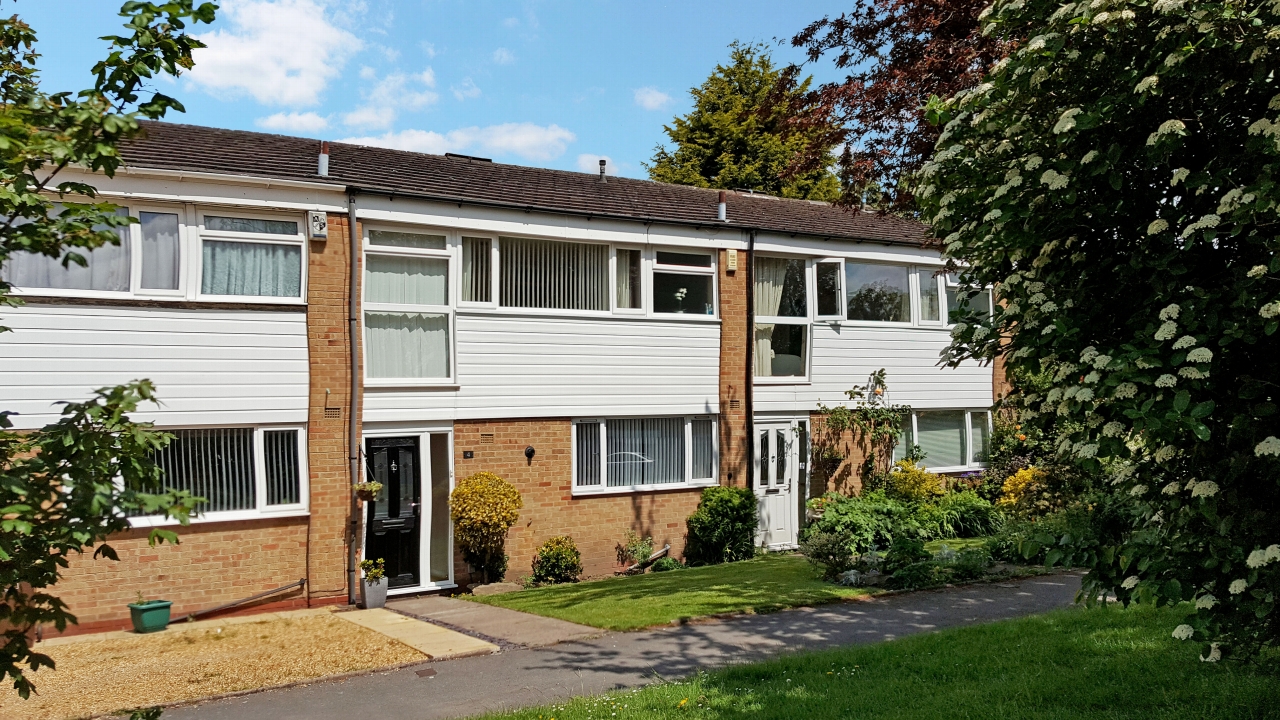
[808,412,872,498]
[718,248,749,488]
[452,419,705,584]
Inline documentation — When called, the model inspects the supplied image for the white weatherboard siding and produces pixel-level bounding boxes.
[364,314,720,423]
[0,304,308,429]
[754,323,993,414]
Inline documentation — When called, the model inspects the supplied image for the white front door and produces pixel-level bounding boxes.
[755,421,799,549]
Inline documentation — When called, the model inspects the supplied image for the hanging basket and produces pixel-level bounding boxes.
[354,481,383,502]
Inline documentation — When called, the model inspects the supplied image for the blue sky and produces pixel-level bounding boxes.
[24,0,851,178]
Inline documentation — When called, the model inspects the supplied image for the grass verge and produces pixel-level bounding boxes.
[467,553,871,631]
[482,604,1280,720]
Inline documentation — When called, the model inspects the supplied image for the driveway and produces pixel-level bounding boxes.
[168,572,1082,720]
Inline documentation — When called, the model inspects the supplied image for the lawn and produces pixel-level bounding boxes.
[467,553,871,630]
[482,604,1280,720]
[924,536,990,553]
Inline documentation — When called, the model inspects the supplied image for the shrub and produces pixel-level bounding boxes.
[617,530,655,566]
[931,490,1003,538]
[684,486,757,566]
[650,557,685,572]
[530,536,582,585]
[882,460,945,503]
[803,489,918,553]
[998,467,1047,510]
[882,536,931,576]
[950,547,995,581]
[800,531,856,580]
[450,471,522,583]
[885,561,947,590]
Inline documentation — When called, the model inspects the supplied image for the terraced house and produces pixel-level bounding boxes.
[0,122,997,634]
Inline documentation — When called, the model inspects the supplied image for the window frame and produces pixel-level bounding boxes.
[196,208,308,304]
[361,223,457,387]
[611,245,647,315]
[813,257,845,321]
[913,266,945,327]
[128,424,309,527]
[570,415,719,496]
[841,259,916,328]
[648,247,719,319]
[753,253,812,383]
[896,409,991,472]
[943,273,995,326]
[457,234,499,309]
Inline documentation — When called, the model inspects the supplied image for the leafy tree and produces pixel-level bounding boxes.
[647,42,841,201]
[1,0,216,698]
[781,0,1009,209]
[921,0,1280,659]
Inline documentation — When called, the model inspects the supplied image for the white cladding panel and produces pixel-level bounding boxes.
[754,323,993,413]
[364,314,721,422]
[0,304,308,428]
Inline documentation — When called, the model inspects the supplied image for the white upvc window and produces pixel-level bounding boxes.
[363,227,455,385]
[130,424,308,526]
[197,211,306,302]
[893,409,991,472]
[651,249,717,316]
[754,255,809,381]
[497,235,611,313]
[813,258,845,320]
[572,415,718,495]
[612,246,645,314]
[843,260,914,325]
[459,234,497,308]
[944,273,994,325]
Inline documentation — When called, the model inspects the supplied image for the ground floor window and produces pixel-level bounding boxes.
[133,426,307,523]
[893,410,990,470]
[573,416,717,493]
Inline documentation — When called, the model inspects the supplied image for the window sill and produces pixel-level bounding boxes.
[198,294,306,306]
[754,376,812,385]
[128,508,309,528]
[571,479,719,497]
[455,306,721,323]
[916,464,987,474]
[364,379,460,390]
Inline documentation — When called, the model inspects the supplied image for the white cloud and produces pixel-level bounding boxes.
[256,112,330,133]
[187,0,361,107]
[576,154,616,175]
[452,78,482,101]
[634,86,672,111]
[343,70,439,130]
[419,41,437,58]
[492,48,516,65]
[342,123,576,161]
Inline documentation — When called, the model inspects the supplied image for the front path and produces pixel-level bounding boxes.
[168,572,1082,720]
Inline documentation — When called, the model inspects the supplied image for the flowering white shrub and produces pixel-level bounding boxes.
[920,0,1280,659]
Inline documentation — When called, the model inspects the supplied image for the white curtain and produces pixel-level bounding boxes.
[365,255,447,305]
[140,211,180,290]
[754,257,789,376]
[499,236,608,311]
[202,240,301,297]
[3,237,130,292]
[461,237,490,302]
[607,417,685,486]
[364,312,450,378]
[615,249,640,309]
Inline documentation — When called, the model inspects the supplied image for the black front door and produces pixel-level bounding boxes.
[365,437,421,589]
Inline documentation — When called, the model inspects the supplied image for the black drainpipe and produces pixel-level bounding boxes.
[745,229,756,489]
[346,190,361,606]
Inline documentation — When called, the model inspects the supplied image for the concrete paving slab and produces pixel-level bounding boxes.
[334,608,498,660]
[388,595,601,648]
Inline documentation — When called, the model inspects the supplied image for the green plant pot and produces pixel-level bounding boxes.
[128,600,173,633]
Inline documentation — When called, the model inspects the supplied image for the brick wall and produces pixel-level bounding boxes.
[718,248,749,488]
[304,213,362,603]
[453,419,705,584]
[808,413,872,498]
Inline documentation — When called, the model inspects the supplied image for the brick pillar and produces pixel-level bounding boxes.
[304,212,362,603]
[718,248,749,488]
[992,352,1011,403]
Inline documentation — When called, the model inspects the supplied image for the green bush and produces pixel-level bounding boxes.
[799,531,856,581]
[803,489,919,553]
[885,561,947,590]
[950,547,995,581]
[650,557,685,572]
[987,505,1099,565]
[684,486,758,566]
[882,536,931,576]
[617,530,654,566]
[929,490,1004,538]
[530,536,582,585]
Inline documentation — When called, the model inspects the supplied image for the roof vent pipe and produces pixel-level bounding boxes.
[598,158,607,183]
[717,190,727,222]
[318,141,330,177]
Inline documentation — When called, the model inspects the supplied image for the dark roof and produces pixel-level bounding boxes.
[119,122,928,246]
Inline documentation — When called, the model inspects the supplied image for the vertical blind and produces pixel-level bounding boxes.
[606,417,685,486]
[152,428,256,512]
[576,422,602,486]
[499,236,608,311]
[264,429,301,505]
[202,240,302,297]
[461,237,491,302]
[692,418,714,479]
[916,411,967,468]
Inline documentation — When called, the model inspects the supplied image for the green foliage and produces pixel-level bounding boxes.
[874,459,945,503]
[450,471,522,584]
[928,490,1004,538]
[882,536,932,576]
[646,42,840,200]
[799,531,856,581]
[816,369,912,480]
[804,490,916,553]
[359,558,385,583]
[616,530,654,566]
[649,557,685,573]
[921,0,1280,657]
[683,486,758,566]
[885,560,948,590]
[951,547,996,581]
[531,536,583,586]
[129,708,163,720]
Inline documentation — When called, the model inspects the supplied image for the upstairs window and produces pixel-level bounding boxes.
[615,248,642,310]
[754,256,808,378]
[945,273,994,324]
[845,262,910,322]
[652,251,714,315]
[815,260,843,318]
[200,214,303,298]
[364,229,453,382]
[499,236,609,311]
